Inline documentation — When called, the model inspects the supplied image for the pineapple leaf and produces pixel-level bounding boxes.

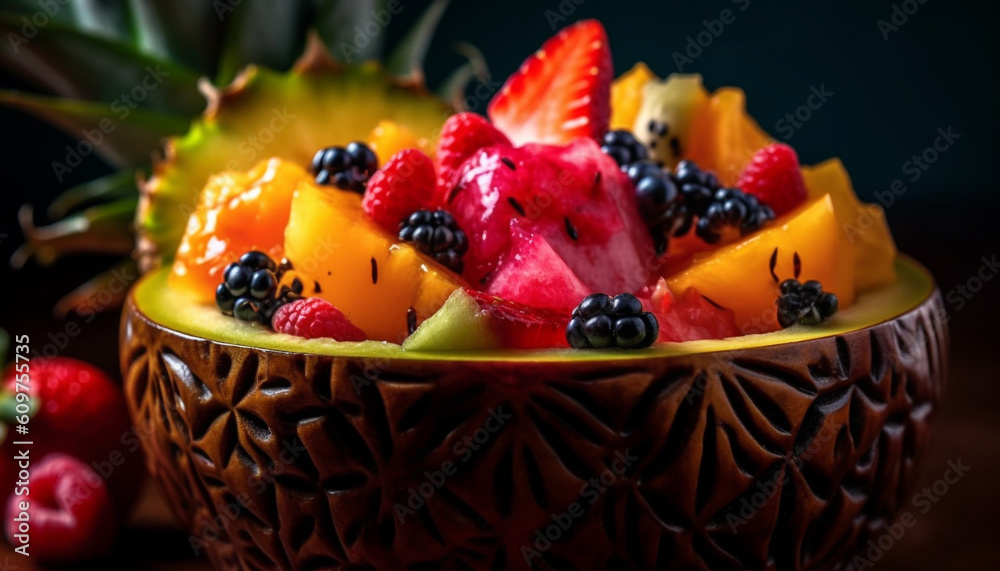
[215,2,310,86]
[47,170,138,219]
[127,0,225,78]
[10,198,137,270]
[0,89,190,168]
[53,258,139,318]
[385,0,450,82]
[436,42,489,109]
[72,0,137,44]
[0,1,75,24]
[0,13,204,116]
[315,0,388,64]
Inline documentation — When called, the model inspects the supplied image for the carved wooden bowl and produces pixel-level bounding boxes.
[120,260,947,570]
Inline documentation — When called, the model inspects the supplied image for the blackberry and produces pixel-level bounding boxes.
[776,279,839,328]
[216,251,300,325]
[310,141,379,193]
[694,187,775,244]
[628,160,683,254]
[566,293,659,349]
[398,209,468,274]
[600,130,648,169]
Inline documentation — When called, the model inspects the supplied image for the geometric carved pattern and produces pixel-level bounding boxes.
[120,291,948,570]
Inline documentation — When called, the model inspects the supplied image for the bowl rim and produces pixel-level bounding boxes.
[126,256,937,363]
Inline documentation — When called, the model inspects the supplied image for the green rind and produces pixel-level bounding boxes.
[132,257,934,362]
[138,64,451,267]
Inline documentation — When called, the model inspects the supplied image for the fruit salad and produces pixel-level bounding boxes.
[168,20,897,351]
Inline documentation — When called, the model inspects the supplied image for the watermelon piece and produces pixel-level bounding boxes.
[466,289,569,349]
[446,137,656,302]
[643,279,740,342]
[486,227,590,313]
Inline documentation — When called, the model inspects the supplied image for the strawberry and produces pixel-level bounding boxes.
[272,298,368,341]
[435,112,511,197]
[4,453,117,562]
[362,149,436,232]
[0,358,142,516]
[737,143,808,216]
[487,19,613,146]
[464,289,570,349]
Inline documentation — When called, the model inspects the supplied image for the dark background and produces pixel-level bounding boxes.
[1,0,998,568]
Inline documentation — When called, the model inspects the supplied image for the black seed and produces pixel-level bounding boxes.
[507,197,526,217]
[447,185,462,204]
[701,295,725,310]
[648,140,657,149]
[614,317,646,348]
[291,277,304,295]
[769,247,780,283]
[669,137,682,157]
[500,157,516,170]
[407,307,418,335]
[564,216,578,241]
[370,257,378,284]
[794,251,803,279]
[314,280,322,293]
[327,271,332,276]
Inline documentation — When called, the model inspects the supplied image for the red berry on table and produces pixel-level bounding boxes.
[362,148,437,232]
[272,298,368,341]
[4,453,117,562]
[488,19,613,146]
[736,143,808,216]
[0,358,141,515]
[435,112,511,196]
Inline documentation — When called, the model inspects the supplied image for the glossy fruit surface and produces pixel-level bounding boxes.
[667,195,855,333]
[121,257,946,570]
[283,179,463,342]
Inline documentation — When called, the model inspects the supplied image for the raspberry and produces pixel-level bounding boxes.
[435,112,511,198]
[5,453,117,562]
[737,143,808,216]
[362,148,436,232]
[272,298,367,341]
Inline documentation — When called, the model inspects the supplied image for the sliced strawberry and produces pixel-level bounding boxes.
[435,112,511,198]
[737,143,808,216]
[488,19,612,146]
[362,149,436,232]
[465,289,570,349]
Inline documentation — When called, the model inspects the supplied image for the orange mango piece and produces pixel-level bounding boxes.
[686,87,772,187]
[667,195,855,334]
